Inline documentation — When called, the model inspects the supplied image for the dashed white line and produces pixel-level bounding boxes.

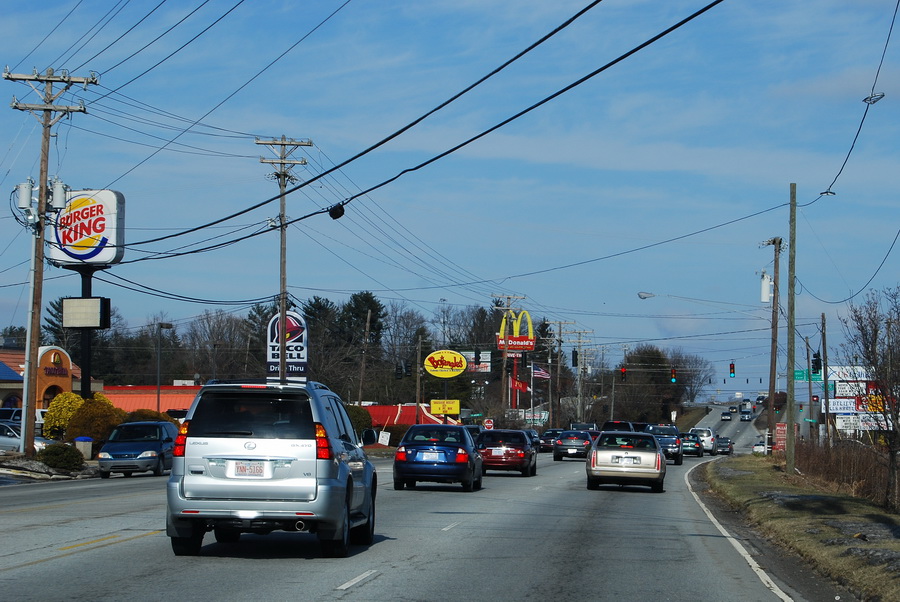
[336,570,377,590]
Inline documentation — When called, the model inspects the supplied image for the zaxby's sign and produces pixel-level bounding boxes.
[49,190,125,266]
[496,309,536,351]
[266,310,308,382]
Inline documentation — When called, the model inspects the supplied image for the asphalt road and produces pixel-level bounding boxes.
[0,438,858,602]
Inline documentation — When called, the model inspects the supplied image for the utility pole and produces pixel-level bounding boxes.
[786,183,797,473]
[822,313,830,447]
[543,320,574,428]
[357,309,371,404]
[4,67,98,457]
[256,136,312,381]
[762,236,782,450]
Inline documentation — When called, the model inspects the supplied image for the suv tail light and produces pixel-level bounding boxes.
[314,422,333,460]
[173,421,189,457]
[455,448,469,463]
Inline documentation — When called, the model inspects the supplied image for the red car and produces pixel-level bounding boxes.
[476,429,537,477]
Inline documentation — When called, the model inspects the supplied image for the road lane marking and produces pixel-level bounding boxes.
[441,522,461,531]
[0,531,162,573]
[684,463,792,601]
[336,570,377,590]
[59,535,119,550]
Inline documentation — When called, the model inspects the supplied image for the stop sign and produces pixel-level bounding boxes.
[483,419,494,429]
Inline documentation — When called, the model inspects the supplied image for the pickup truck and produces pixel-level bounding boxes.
[645,424,683,465]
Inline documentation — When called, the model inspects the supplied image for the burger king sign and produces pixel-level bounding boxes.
[48,189,125,266]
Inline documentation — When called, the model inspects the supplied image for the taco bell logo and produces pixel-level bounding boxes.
[266,311,308,380]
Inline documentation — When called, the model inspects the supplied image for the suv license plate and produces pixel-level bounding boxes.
[234,461,265,477]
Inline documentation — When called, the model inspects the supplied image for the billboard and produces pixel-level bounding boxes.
[49,190,125,266]
[266,311,307,382]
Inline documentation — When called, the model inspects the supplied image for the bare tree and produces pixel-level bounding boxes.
[841,287,900,510]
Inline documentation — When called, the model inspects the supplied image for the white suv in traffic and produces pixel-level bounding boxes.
[689,426,718,456]
[166,381,377,557]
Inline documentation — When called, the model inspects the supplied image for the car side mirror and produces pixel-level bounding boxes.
[360,429,377,446]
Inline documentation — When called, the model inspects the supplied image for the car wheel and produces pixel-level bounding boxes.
[350,489,375,546]
[214,527,240,543]
[651,480,665,493]
[553,453,561,461]
[520,464,530,477]
[586,477,600,490]
[698,450,703,458]
[153,457,165,476]
[462,472,474,492]
[674,453,683,466]
[393,479,404,490]
[530,461,537,476]
[320,499,351,558]
[99,470,110,479]
[170,523,204,556]
[474,472,483,491]
[405,480,416,489]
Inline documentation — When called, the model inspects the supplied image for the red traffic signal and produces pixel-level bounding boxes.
[620,366,627,381]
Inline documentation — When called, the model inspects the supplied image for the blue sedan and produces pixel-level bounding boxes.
[393,424,483,492]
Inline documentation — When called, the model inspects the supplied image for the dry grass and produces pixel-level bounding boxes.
[706,453,900,601]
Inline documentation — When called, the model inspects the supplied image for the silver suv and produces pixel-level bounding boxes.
[166,381,377,557]
[689,426,718,456]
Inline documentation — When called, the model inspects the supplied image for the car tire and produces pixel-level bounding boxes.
[99,470,110,479]
[698,449,703,457]
[530,461,537,476]
[674,453,683,466]
[320,499,351,558]
[214,527,240,543]
[405,480,416,489]
[651,480,664,493]
[350,489,375,546]
[474,472,483,491]
[462,473,474,492]
[153,457,165,476]
[393,479,404,490]
[520,464,530,477]
[586,477,600,490]
[170,523,204,556]
[553,453,562,461]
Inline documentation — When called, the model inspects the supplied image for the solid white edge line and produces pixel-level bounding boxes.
[335,569,377,591]
[684,461,793,601]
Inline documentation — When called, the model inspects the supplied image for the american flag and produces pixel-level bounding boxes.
[532,364,551,380]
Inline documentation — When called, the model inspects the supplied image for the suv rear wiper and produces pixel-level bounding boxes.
[202,430,254,436]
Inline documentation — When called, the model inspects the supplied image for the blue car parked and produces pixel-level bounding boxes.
[98,420,179,478]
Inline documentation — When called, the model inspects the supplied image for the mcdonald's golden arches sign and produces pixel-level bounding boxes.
[496,310,536,351]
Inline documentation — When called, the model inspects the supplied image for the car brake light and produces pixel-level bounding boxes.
[314,422,333,460]
[395,446,407,462]
[455,448,469,463]
[656,453,661,471]
[583,439,591,446]
[173,421,189,457]
[515,450,525,458]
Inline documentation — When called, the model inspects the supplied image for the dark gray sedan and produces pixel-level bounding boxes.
[552,430,592,461]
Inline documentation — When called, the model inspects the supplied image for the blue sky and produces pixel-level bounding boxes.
[1,0,898,398]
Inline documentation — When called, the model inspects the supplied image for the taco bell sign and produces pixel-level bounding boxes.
[48,190,125,266]
[266,310,308,382]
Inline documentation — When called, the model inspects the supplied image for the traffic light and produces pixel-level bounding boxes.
[799,403,804,412]
[521,352,528,366]
[505,359,513,375]
[812,351,822,374]
[775,405,780,414]
[572,350,578,366]
[620,366,627,382]
[395,363,403,379]
[404,360,412,377]
[670,367,677,383]
[729,362,735,378]
[812,395,820,403]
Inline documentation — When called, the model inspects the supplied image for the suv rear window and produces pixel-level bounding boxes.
[188,389,315,439]
[646,425,678,436]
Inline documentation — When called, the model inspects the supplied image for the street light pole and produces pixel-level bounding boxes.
[156,322,173,413]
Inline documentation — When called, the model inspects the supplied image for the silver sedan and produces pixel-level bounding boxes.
[586,431,666,492]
